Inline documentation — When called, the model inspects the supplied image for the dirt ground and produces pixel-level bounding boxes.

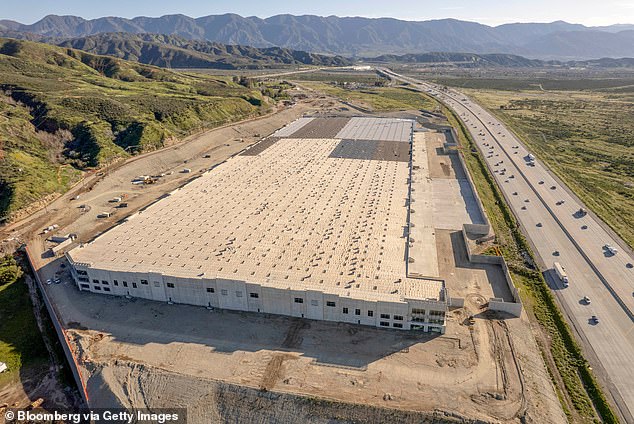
[3,86,565,422]
[36,231,564,423]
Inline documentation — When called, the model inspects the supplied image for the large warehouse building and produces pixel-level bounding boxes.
[67,117,448,332]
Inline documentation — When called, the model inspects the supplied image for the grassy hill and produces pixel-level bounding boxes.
[0,37,269,219]
[55,33,351,69]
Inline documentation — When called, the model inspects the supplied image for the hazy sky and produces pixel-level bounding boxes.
[2,0,633,26]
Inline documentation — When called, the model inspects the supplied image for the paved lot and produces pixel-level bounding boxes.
[382,68,634,422]
[408,132,438,278]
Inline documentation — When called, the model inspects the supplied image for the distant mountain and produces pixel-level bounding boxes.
[366,51,634,69]
[526,30,634,60]
[367,52,544,67]
[3,14,634,59]
[592,24,634,33]
[54,33,351,68]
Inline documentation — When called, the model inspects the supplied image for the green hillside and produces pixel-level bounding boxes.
[0,37,269,219]
[56,33,351,69]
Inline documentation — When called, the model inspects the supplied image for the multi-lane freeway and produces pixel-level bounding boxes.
[379,68,634,422]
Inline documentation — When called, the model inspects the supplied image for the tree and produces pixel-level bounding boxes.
[0,255,22,286]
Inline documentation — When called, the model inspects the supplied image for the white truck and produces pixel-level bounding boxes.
[554,262,569,287]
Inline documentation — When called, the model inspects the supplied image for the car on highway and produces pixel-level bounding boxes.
[556,200,565,205]
[603,244,618,255]
[536,222,543,227]
[583,296,591,305]
[539,180,544,184]
[590,315,599,324]
[550,186,557,190]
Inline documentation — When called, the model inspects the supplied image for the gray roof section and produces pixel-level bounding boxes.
[336,117,413,142]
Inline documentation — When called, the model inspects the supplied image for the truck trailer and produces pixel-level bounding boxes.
[553,262,569,287]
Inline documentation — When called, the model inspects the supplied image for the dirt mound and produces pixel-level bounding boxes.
[87,361,490,424]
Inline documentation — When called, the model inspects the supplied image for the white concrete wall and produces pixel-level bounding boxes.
[69,263,447,332]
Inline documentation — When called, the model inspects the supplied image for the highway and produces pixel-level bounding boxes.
[378,68,634,422]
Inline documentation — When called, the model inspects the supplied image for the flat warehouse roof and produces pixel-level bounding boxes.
[69,117,444,303]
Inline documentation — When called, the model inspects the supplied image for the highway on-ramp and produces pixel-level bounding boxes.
[379,68,634,422]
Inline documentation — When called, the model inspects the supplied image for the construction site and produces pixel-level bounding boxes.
[30,110,565,422]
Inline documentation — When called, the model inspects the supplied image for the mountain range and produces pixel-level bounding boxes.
[1,14,634,59]
[54,33,350,68]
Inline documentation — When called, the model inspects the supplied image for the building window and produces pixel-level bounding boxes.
[368,310,374,317]
[310,300,318,306]
[154,281,160,287]
[355,309,361,316]
[80,284,90,289]
[429,310,446,324]
[207,288,215,293]
[94,286,101,291]
[93,279,99,284]
[132,282,138,288]
[379,321,389,327]
[412,308,425,315]
[102,280,108,285]
[326,301,336,307]
[123,281,128,287]
[141,279,148,285]
[343,307,349,314]
[104,287,111,292]
[236,291,243,297]
[380,313,390,319]
[78,277,89,283]
[113,280,119,286]
[393,323,403,328]
[393,315,404,321]
[166,283,175,288]
[77,270,88,276]
[221,289,228,295]
[294,297,304,303]
[249,292,258,298]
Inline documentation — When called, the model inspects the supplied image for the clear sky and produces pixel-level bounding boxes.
[2,0,633,27]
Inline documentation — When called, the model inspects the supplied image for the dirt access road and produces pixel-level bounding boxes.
[0,88,338,255]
